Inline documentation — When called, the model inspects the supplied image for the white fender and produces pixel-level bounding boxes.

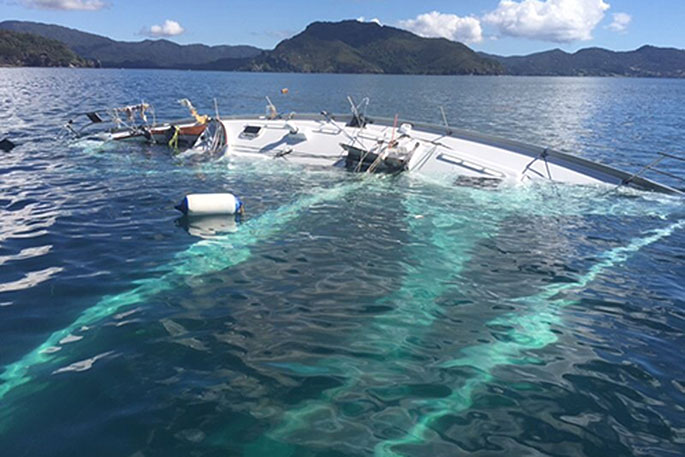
[176,193,244,216]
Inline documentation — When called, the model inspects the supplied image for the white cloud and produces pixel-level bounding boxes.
[399,11,483,43]
[607,12,631,32]
[144,19,185,38]
[357,17,382,26]
[23,0,106,10]
[483,0,610,43]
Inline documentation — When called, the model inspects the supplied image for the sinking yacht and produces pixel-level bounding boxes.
[202,98,682,195]
[66,96,682,194]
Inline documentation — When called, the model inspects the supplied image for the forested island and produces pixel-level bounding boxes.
[0,29,96,68]
[1,19,684,78]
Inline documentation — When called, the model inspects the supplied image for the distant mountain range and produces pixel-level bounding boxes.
[481,46,685,78]
[0,29,96,68]
[0,20,261,69]
[1,19,684,78]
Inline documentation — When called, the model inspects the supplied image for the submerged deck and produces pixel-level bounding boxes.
[216,113,682,195]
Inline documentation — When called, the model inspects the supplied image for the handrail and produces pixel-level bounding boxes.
[657,151,685,162]
[647,167,685,183]
[640,152,685,184]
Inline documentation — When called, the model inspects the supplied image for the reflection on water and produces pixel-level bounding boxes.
[0,69,684,457]
[177,215,239,239]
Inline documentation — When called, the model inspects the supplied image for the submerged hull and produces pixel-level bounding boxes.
[109,120,208,146]
[214,113,680,194]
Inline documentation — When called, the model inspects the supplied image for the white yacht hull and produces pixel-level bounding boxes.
[213,113,681,194]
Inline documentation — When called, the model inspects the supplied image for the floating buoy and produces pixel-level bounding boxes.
[281,88,289,94]
[175,193,244,216]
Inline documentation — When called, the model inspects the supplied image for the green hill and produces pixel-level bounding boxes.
[0,30,96,67]
[482,45,685,78]
[247,20,505,75]
[2,19,683,77]
[0,20,261,69]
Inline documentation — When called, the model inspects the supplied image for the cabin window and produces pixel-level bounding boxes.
[241,125,262,138]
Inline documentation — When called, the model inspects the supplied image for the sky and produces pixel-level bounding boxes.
[0,0,683,55]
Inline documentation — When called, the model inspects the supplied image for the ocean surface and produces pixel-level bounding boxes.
[0,68,684,457]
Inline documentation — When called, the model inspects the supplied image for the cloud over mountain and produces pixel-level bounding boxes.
[143,19,185,38]
[483,0,610,42]
[608,12,631,33]
[399,11,483,43]
[22,0,106,10]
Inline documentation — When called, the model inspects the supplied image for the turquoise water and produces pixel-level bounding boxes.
[1,69,684,457]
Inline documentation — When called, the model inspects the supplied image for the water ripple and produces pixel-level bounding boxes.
[0,266,64,293]
[0,69,683,457]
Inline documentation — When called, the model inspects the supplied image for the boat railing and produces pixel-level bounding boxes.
[637,152,685,188]
[550,139,685,189]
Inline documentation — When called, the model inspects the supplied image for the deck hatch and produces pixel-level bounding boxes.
[241,125,263,139]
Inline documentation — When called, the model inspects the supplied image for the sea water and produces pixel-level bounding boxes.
[0,69,684,457]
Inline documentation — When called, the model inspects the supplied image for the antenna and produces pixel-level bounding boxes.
[347,96,360,118]
[265,96,277,119]
[439,106,451,133]
[213,98,220,120]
